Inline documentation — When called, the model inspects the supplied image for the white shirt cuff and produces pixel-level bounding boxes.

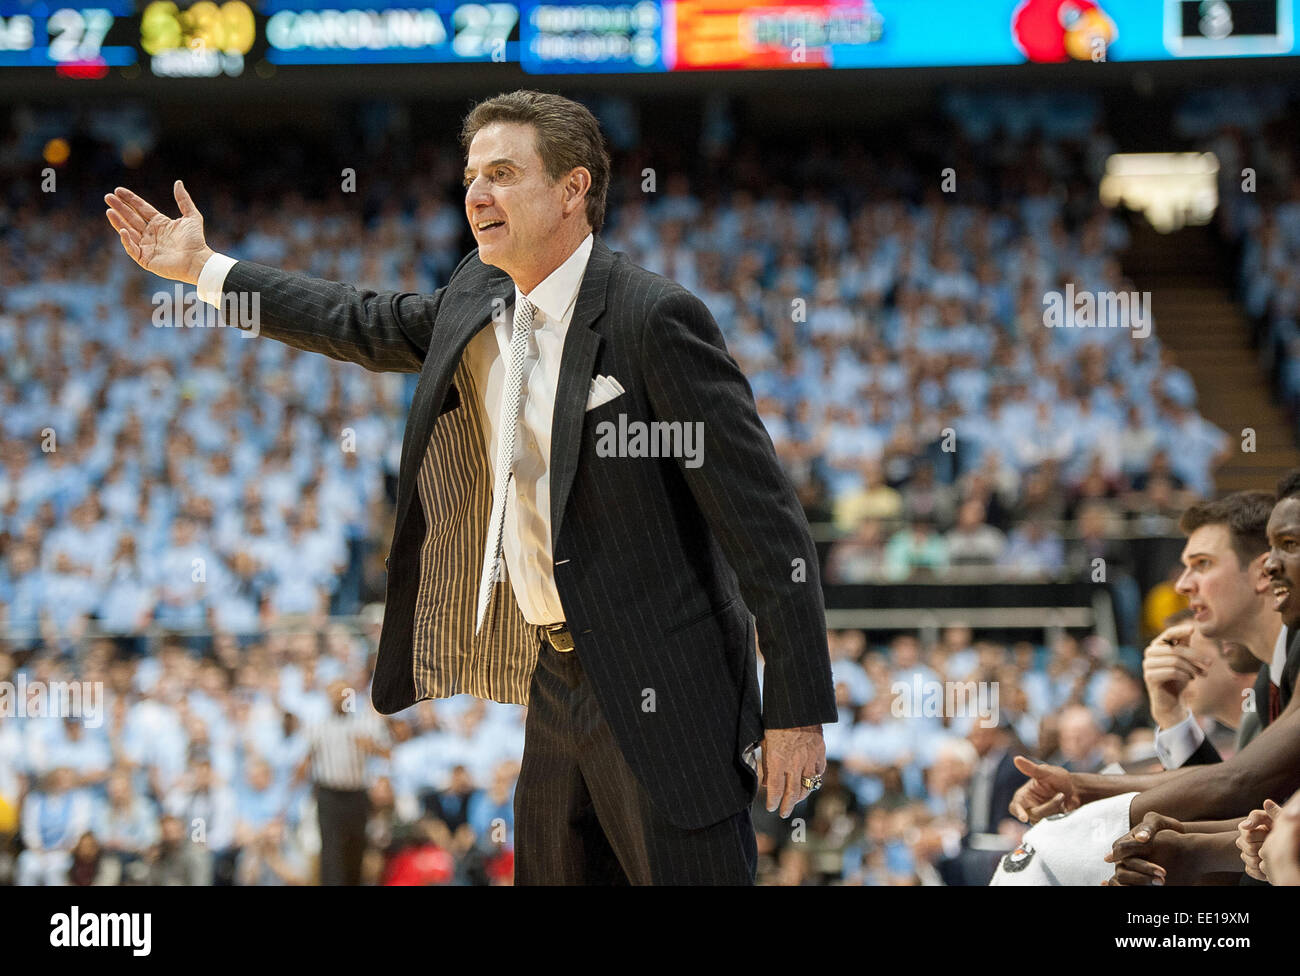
[196,252,238,307]
[1153,712,1205,769]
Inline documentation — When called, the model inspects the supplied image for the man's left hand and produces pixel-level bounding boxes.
[1103,811,1185,885]
[760,725,826,818]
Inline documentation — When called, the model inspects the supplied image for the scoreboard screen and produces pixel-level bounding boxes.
[0,0,1296,75]
[262,0,519,65]
[0,0,519,73]
[520,0,1300,72]
[668,0,885,70]
[0,0,137,69]
[141,0,256,75]
[521,1,665,72]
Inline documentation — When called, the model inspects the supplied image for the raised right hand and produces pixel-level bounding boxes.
[1140,621,1203,729]
[104,180,213,285]
[1104,810,1186,884]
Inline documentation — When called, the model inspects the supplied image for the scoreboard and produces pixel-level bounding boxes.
[0,0,519,72]
[0,0,1296,75]
[0,0,137,68]
[261,0,518,65]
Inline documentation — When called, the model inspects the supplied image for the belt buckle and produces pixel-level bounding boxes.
[545,624,575,652]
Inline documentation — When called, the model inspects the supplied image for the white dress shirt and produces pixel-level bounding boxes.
[196,231,594,628]
[463,232,593,625]
[1154,624,1287,769]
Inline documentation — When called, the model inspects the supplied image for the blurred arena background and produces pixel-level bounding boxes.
[3,0,1300,886]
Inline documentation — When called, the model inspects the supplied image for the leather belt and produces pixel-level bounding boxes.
[542,622,575,652]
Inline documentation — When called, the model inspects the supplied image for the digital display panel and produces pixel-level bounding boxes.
[0,0,1295,75]
[0,0,137,69]
[262,0,519,64]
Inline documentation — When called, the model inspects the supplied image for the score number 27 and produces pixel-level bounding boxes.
[47,8,115,61]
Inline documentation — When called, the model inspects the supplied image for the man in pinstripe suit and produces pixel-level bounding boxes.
[104,90,837,884]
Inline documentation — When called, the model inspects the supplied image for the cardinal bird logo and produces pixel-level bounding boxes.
[1011,0,1117,62]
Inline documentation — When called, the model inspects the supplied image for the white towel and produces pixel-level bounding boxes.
[989,792,1138,886]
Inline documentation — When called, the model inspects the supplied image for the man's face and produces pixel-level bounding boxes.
[1057,709,1098,760]
[1265,497,1300,630]
[1176,524,1260,641]
[463,122,579,285]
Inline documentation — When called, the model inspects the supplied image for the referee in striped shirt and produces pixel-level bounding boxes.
[295,680,391,885]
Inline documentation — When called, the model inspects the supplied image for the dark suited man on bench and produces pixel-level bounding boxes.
[105,90,836,885]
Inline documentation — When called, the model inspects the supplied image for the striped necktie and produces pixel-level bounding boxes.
[475,296,535,634]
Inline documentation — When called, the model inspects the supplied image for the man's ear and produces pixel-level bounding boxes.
[563,167,591,218]
[1249,551,1272,594]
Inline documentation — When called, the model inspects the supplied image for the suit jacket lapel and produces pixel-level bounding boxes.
[550,236,612,548]
[393,239,612,556]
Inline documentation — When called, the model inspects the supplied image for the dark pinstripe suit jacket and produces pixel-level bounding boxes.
[221,234,837,828]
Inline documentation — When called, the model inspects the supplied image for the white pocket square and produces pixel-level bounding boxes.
[586,374,625,411]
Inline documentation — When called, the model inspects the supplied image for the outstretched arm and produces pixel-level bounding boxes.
[1008,754,1193,823]
[1129,699,1300,823]
[105,181,458,373]
[1071,766,1191,805]
[1013,693,1300,826]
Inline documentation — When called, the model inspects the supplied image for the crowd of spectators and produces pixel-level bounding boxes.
[0,205,413,652]
[1212,97,1300,425]
[1,620,1156,886]
[614,155,1224,600]
[0,101,1233,653]
[0,625,524,886]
